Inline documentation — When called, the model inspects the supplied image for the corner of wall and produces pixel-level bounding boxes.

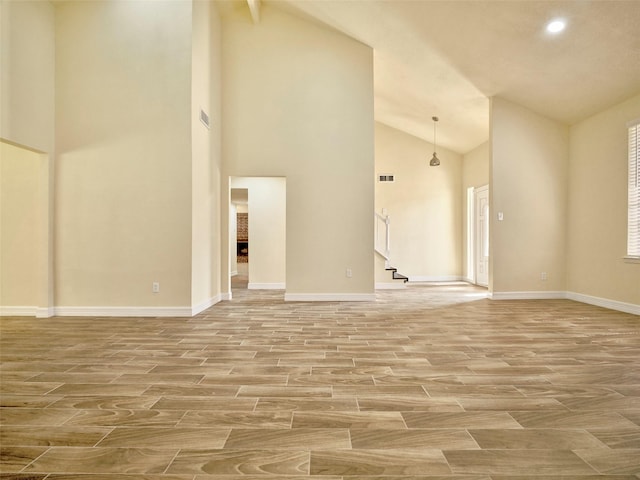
[490,96,569,294]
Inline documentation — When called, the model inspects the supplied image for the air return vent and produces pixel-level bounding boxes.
[200,109,210,129]
[378,174,395,182]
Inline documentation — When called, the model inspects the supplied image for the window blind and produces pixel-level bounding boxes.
[629,120,640,257]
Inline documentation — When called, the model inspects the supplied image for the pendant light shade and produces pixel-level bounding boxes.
[430,116,440,167]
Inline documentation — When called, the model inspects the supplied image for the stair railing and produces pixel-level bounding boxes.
[374,212,391,268]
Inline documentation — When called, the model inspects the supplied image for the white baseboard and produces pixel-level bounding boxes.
[36,307,55,318]
[489,290,639,316]
[0,306,56,318]
[409,275,464,282]
[489,291,566,300]
[375,282,407,290]
[191,295,222,316]
[284,293,376,302]
[566,291,640,316]
[248,283,285,290]
[5,291,635,318]
[53,306,193,317]
[54,294,227,318]
[0,306,38,317]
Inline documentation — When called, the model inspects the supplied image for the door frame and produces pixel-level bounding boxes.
[473,184,489,287]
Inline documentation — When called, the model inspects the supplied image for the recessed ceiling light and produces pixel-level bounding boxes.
[546,19,566,34]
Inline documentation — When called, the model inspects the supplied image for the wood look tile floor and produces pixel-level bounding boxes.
[2,281,640,479]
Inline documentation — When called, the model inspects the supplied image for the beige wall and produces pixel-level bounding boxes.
[0,0,55,315]
[0,142,41,310]
[231,177,286,289]
[55,1,194,309]
[0,0,55,153]
[462,141,490,281]
[375,122,462,280]
[191,0,223,311]
[567,93,640,306]
[221,5,374,299]
[463,142,490,189]
[490,97,569,294]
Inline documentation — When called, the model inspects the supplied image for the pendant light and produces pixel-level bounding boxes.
[430,116,440,166]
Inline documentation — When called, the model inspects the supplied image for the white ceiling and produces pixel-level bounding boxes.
[267,0,640,154]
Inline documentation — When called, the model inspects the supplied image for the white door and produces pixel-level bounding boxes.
[474,185,489,287]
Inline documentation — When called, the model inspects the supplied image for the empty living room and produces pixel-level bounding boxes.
[1,0,639,478]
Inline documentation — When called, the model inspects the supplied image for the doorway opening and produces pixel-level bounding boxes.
[230,188,249,289]
[229,177,286,294]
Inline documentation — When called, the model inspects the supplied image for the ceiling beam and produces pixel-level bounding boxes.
[247,0,260,24]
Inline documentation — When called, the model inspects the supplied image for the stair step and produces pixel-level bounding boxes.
[393,272,409,283]
[386,266,409,283]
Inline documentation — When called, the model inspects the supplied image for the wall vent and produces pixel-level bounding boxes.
[200,109,210,129]
[378,174,395,182]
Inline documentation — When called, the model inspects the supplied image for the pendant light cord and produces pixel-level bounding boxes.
[432,116,438,154]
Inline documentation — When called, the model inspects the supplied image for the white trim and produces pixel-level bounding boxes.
[473,184,490,288]
[1,306,56,317]
[409,275,463,282]
[374,247,389,261]
[6,291,635,318]
[248,283,285,290]
[53,306,193,317]
[36,307,55,318]
[489,291,566,300]
[627,117,640,128]
[466,186,475,284]
[0,306,38,317]
[284,293,376,302]
[566,291,640,316]
[628,121,640,257]
[489,291,639,315]
[375,282,407,290]
[623,256,640,264]
[191,295,222,316]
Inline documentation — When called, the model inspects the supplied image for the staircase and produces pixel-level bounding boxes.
[375,212,409,285]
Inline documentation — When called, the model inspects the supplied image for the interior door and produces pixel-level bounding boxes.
[475,185,489,287]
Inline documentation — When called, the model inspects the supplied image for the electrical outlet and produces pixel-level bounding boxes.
[152,282,160,293]
[540,272,547,281]
[346,268,353,278]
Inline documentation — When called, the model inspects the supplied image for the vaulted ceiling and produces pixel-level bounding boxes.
[269,0,640,154]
